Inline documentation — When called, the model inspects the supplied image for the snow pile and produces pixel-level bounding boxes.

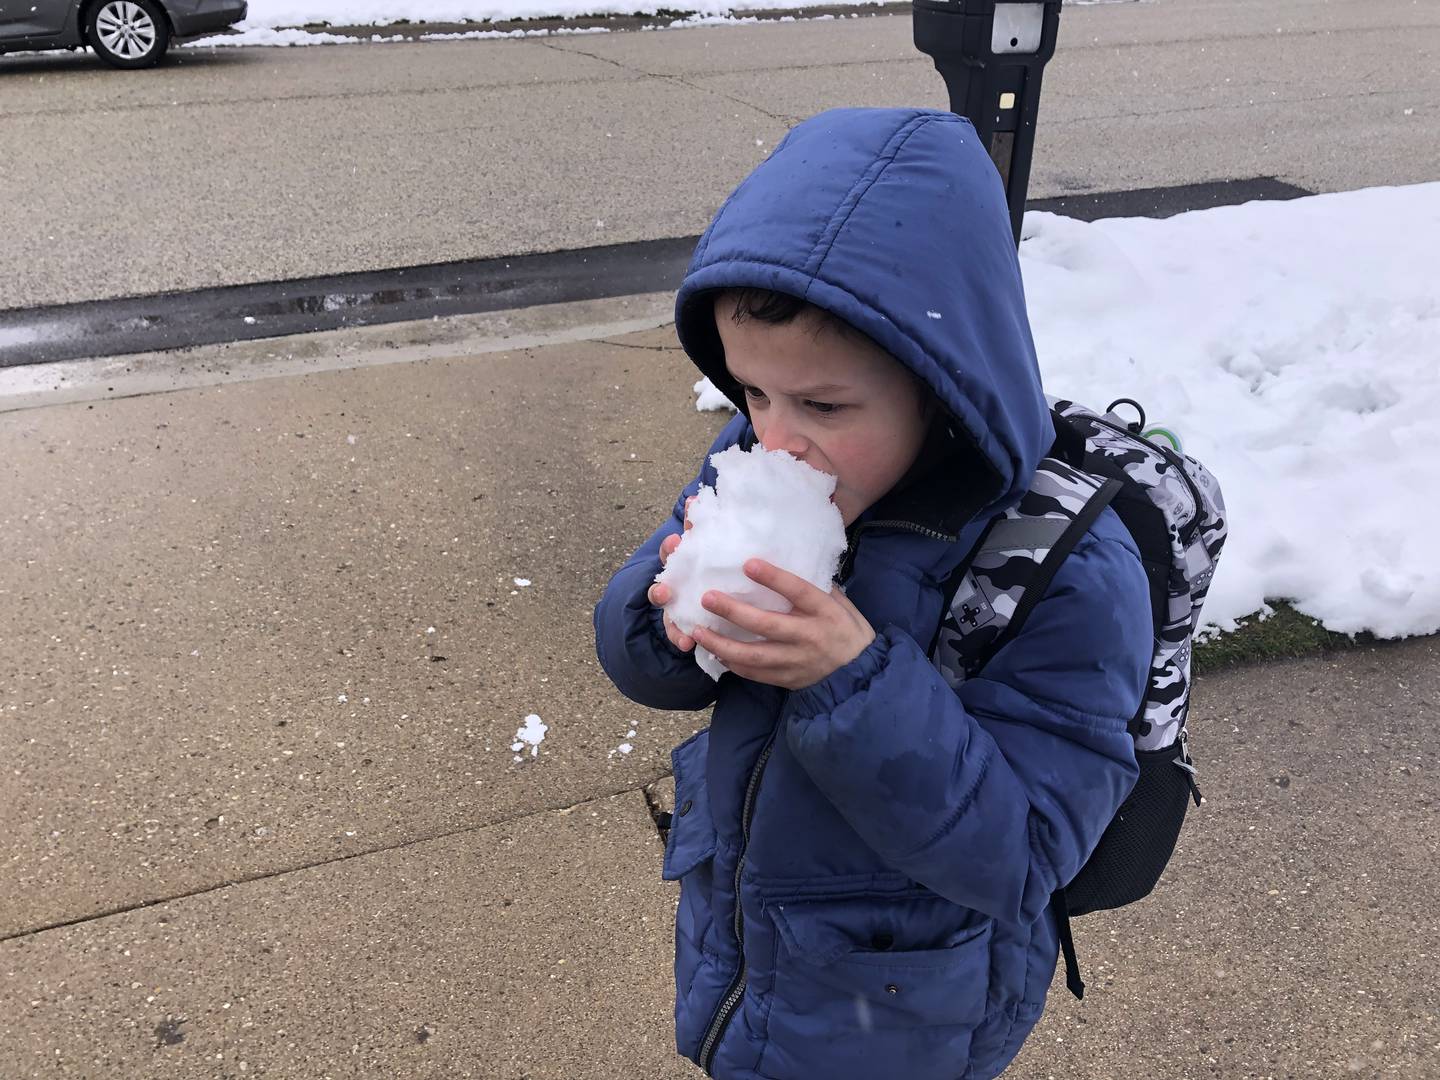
[186,27,403,46]
[1025,185,1440,640]
[228,0,1128,27]
[692,376,736,412]
[174,0,1130,42]
[656,445,846,679]
[185,13,842,47]
[421,25,607,39]
[186,24,611,46]
[691,184,1440,641]
[233,0,882,27]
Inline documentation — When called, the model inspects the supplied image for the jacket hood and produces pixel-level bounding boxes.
[675,108,1052,533]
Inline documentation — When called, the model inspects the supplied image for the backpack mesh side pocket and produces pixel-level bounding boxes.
[1064,742,1192,917]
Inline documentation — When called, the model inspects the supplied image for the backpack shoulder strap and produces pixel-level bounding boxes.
[929,455,1123,1005]
[973,471,1123,667]
[931,458,1123,680]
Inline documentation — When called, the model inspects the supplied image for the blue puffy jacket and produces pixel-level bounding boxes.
[593,108,1152,1080]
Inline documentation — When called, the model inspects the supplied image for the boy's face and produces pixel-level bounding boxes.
[714,295,934,527]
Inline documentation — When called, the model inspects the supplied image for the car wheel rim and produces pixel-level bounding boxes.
[96,2,157,59]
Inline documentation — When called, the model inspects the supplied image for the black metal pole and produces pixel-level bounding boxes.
[913,0,1062,245]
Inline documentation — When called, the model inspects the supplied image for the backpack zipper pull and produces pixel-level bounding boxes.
[1176,728,1203,806]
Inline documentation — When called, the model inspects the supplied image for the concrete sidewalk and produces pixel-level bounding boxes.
[2,305,1437,1077]
[0,791,692,1079]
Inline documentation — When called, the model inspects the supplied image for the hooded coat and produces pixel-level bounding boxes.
[593,108,1152,1080]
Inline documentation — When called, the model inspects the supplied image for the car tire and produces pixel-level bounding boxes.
[86,0,171,69]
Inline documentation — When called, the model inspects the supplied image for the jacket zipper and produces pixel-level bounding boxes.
[699,518,956,1072]
[1084,412,1205,545]
[697,729,779,1073]
[859,519,957,542]
[837,519,957,582]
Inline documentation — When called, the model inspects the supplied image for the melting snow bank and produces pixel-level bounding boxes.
[696,183,1440,642]
[184,24,608,47]
[220,0,1129,26]
[185,2,879,46]
[1025,184,1440,641]
[180,0,1133,45]
[222,0,886,28]
[183,13,875,48]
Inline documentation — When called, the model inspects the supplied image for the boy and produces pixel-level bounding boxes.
[593,108,1152,1080]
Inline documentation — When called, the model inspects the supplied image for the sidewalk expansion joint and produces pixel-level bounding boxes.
[0,777,675,945]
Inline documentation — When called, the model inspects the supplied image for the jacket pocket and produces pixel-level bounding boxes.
[662,728,716,881]
[757,893,992,1080]
[662,728,719,1053]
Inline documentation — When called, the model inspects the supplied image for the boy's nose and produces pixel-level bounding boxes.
[760,417,811,462]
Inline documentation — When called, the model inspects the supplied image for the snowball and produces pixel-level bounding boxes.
[655,445,846,680]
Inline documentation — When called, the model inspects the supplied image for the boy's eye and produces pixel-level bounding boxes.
[740,386,843,416]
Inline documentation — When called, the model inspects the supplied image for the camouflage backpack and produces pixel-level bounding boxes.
[927,396,1228,998]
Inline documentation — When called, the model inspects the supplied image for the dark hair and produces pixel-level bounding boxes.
[716,287,931,413]
[717,287,864,342]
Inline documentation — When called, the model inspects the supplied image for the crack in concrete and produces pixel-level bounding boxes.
[0,777,674,945]
[598,339,682,352]
[538,39,811,125]
[640,783,672,844]
[662,70,800,125]
[537,37,637,75]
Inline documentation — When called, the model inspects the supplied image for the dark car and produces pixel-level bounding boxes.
[0,0,247,68]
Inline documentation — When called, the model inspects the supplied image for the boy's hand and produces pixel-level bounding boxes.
[648,497,697,653]
[690,559,876,691]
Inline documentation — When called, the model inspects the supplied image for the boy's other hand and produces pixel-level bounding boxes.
[690,559,877,691]
[649,496,698,652]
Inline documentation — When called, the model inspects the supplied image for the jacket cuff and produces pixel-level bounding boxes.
[789,628,892,718]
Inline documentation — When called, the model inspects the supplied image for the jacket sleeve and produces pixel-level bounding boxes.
[592,412,751,712]
[783,530,1151,926]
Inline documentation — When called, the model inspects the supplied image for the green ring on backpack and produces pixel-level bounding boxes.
[1143,426,1182,452]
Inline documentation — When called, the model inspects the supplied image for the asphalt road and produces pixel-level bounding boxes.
[0,0,1436,311]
